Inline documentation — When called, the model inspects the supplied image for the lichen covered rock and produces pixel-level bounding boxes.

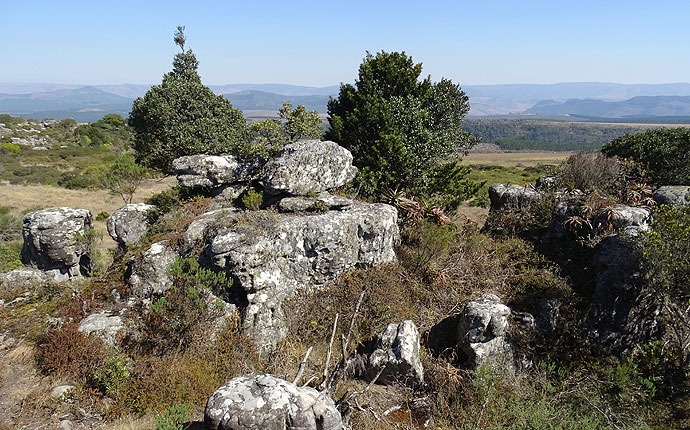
[488,183,542,212]
[173,154,262,188]
[458,293,514,371]
[20,207,93,281]
[262,140,357,195]
[204,374,343,430]
[367,320,424,386]
[78,311,123,345]
[653,185,690,207]
[126,241,178,298]
[106,203,154,246]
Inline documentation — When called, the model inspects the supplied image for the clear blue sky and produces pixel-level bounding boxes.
[2,0,689,86]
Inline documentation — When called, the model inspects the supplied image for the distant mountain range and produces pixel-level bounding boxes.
[1,82,690,122]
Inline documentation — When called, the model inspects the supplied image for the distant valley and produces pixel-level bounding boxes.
[1,82,690,123]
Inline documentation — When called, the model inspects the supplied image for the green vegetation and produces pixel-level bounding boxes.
[463,118,661,151]
[467,164,553,208]
[638,205,690,372]
[326,51,477,201]
[155,404,191,430]
[74,114,132,146]
[129,27,251,173]
[84,154,150,203]
[0,206,23,272]
[240,189,263,210]
[602,128,690,184]
[250,101,322,152]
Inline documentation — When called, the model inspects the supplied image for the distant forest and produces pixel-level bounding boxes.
[461,119,667,151]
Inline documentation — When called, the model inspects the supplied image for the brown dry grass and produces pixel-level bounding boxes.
[462,151,572,167]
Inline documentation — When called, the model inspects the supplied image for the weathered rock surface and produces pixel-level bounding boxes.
[367,320,424,386]
[204,374,343,430]
[262,140,357,195]
[278,192,354,213]
[78,311,123,345]
[0,267,49,290]
[126,241,178,298]
[458,293,514,371]
[535,175,558,190]
[20,208,93,281]
[599,205,650,231]
[654,185,690,207]
[106,203,154,246]
[206,202,399,354]
[587,230,659,352]
[545,202,649,242]
[488,183,541,212]
[173,154,262,188]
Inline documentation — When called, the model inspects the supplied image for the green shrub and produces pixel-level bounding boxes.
[137,257,231,355]
[602,128,690,185]
[95,349,131,395]
[240,189,263,210]
[155,403,191,430]
[0,143,20,154]
[0,241,22,273]
[556,151,622,194]
[58,172,96,190]
[95,211,110,221]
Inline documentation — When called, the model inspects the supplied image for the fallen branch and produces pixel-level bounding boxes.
[293,346,313,385]
[320,313,339,389]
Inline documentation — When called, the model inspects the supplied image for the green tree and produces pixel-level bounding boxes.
[326,51,477,203]
[129,26,251,173]
[602,128,690,185]
[249,101,322,151]
[86,154,150,204]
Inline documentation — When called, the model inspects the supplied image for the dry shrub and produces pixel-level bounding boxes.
[35,322,106,383]
[557,151,622,194]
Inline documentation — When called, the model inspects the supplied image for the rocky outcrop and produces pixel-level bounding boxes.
[654,185,690,207]
[278,192,354,213]
[458,293,514,371]
[206,203,399,354]
[262,140,357,195]
[126,241,178,299]
[0,267,49,289]
[587,229,659,352]
[20,208,93,281]
[488,183,541,212]
[78,311,123,345]
[106,203,154,246]
[204,374,343,430]
[173,154,262,188]
[367,320,424,386]
[545,201,649,242]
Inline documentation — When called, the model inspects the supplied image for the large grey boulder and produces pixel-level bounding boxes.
[587,229,659,353]
[205,202,399,354]
[654,185,690,207]
[488,183,542,212]
[598,205,650,231]
[262,140,357,195]
[458,293,514,371]
[0,267,50,288]
[204,374,343,430]
[126,241,178,299]
[278,192,354,213]
[173,154,262,188]
[78,311,123,345]
[367,320,424,386]
[20,208,93,281]
[106,203,154,246]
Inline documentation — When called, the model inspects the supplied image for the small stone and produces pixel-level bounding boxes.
[51,385,75,400]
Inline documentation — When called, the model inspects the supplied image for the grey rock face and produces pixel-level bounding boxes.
[0,267,49,289]
[127,241,178,298]
[278,192,354,213]
[488,183,542,212]
[262,140,357,195]
[587,232,659,353]
[106,203,154,246]
[367,320,424,386]
[654,185,690,207]
[20,208,93,281]
[458,293,514,371]
[173,154,262,188]
[601,205,650,231]
[78,311,123,345]
[206,202,399,354]
[204,374,343,430]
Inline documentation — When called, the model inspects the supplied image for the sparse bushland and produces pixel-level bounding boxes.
[129,27,253,173]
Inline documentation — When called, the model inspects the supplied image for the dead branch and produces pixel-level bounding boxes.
[320,313,339,389]
[293,346,313,385]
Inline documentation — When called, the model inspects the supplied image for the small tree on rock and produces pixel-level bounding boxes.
[129,26,251,173]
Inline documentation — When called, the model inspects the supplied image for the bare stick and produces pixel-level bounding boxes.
[344,290,366,351]
[293,346,313,385]
[302,375,317,387]
[320,313,339,388]
[345,364,386,404]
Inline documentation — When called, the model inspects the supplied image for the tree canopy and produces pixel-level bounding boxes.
[129,26,250,173]
[326,51,477,201]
